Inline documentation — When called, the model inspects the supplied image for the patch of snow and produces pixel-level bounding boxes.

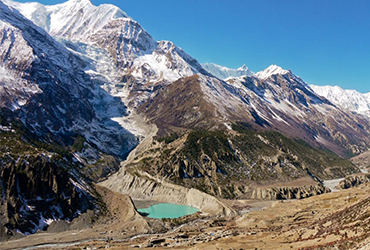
[360,168,369,174]
[267,106,290,126]
[44,218,56,225]
[257,135,270,145]
[323,178,344,192]
[0,65,15,81]
[27,205,35,211]
[223,122,232,130]
[0,125,14,132]
[72,153,85,164]
[131,53,182,82]
[69,178,89,195]
[250,102,271,124]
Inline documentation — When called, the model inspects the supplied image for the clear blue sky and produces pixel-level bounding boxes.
[17,0,370,93]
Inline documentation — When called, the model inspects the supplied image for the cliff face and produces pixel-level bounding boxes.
[0,154,93,239]
[339,174,370,189]
[243,184,330,200]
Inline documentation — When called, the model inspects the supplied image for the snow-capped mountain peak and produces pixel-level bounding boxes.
[255,64,289,79]
[3,0,130,41]
[68,0,91,3]
[237,64,248,71]
[4,0,208,107]
[310,85,370,117]
[201,62,254,79]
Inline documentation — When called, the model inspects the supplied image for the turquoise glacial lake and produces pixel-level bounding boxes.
[137,203,199,219]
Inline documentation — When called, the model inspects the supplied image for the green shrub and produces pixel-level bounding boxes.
[157,133,179,144]
[72,135,86,152]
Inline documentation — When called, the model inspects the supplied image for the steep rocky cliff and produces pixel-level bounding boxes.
[0,154,94,239]
[0,117,99,239]
[244,184,330,200]
[0,1,137,159]
[339,174,370,189]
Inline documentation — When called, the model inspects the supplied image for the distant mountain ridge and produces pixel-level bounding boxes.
[201,62,254,79]
[203,62,370,120]
[310,85,370,118]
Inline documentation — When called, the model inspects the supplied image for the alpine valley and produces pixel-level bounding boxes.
[1,0,370,249]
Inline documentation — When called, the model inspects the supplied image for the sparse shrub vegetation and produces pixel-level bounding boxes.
[157,132,179,144]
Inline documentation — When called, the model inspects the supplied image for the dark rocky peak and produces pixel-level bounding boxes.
[0,154,93,237]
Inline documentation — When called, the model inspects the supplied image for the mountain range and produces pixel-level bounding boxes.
[204,63,370,118]
[310,85,370,117]
[201,63,254,79]
[0,0,370,240]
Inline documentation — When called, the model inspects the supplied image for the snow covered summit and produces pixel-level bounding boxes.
[201,62,254,80]
[255,65,289,79]
[3,0,130,41]
[310,85,370,117]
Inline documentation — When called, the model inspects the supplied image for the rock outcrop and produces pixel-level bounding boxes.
[338,174,370,189]
[243,184,331,200]
[99,168,235,216]
[351,150,370,171]
[0,154,93,239]
[94,185,150,235]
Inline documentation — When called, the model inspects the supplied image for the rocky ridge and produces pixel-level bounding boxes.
[310,84,370,118]
[201,62,254,79]
[224,70,370,156]
[241,184,330,200]
[0,153,94,238]
[338,174,370,189]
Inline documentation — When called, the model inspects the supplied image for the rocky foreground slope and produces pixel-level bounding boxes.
[3,182,370,249]
[0,121,95,238]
